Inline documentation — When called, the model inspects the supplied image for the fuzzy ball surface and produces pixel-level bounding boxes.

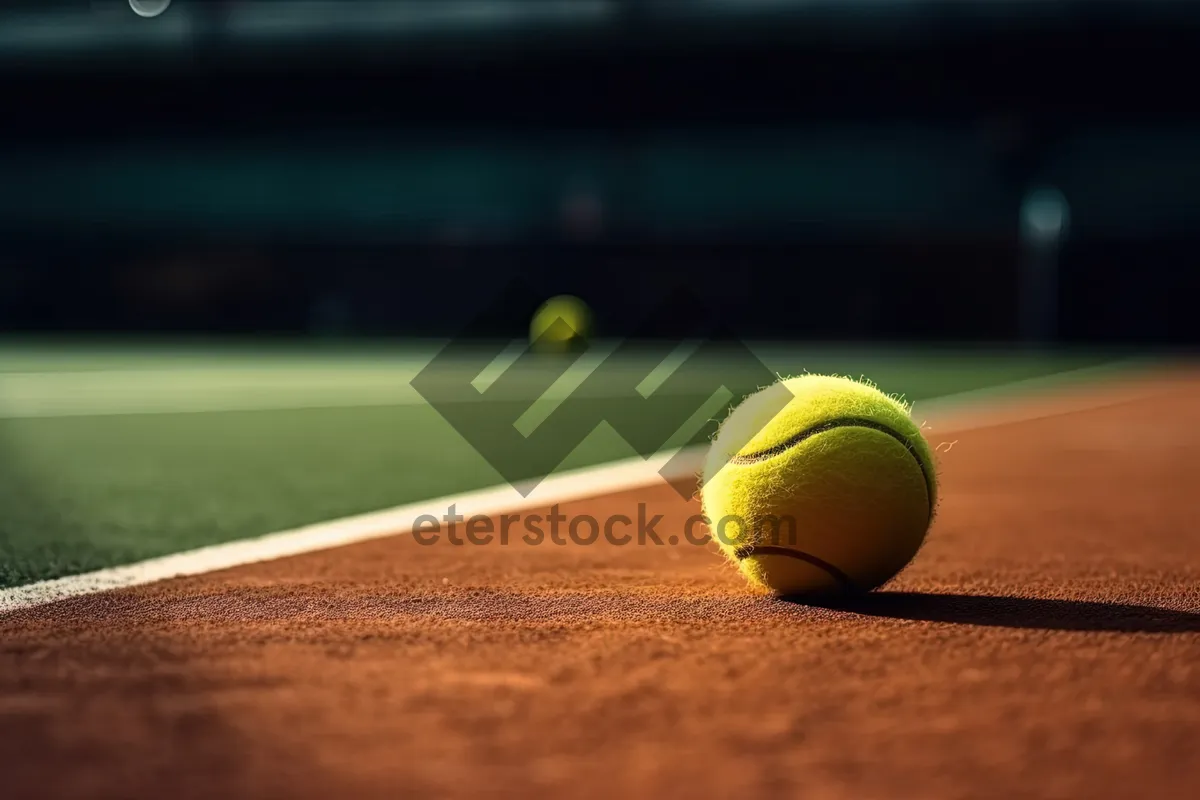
[700,374,938,599]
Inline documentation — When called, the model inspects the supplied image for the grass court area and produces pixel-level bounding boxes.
[0,339,1118,588]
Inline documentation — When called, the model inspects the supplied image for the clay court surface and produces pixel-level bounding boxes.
[2,371,1199,799]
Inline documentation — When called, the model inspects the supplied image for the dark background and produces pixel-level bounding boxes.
[0,0,1196,345]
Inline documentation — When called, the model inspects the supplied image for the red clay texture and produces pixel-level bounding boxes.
[2,375,1199,799]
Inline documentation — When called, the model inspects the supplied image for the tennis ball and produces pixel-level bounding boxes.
[700,374,937,599]
[529,295,592,353]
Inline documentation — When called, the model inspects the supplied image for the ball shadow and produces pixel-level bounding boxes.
[797,591,1200,633]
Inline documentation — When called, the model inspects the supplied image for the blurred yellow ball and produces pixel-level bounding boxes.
[529,295,593,353]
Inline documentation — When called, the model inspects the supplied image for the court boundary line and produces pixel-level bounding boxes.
[0,359,1170,614]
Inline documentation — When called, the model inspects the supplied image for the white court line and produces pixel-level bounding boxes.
[908,357,1167,434]
[0,360,1169,615]
[0,348,705,419]
[0,445,706,615]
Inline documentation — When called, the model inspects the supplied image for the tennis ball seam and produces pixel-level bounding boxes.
[726,416,935,517]
[731,546,858,593]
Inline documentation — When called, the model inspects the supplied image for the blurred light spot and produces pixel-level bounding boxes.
[129,0,172,19]
[1021,186,1069,240]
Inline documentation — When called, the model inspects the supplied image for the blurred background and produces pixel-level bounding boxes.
[1,0,1196,347]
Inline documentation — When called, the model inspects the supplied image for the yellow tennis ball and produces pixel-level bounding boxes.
[529,295,592,353]
[700,374,938,599]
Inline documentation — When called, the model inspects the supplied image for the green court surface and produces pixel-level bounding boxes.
[0,339,1121,589]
